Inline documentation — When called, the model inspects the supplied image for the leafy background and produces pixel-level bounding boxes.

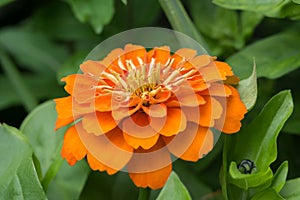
[0,0,300,199]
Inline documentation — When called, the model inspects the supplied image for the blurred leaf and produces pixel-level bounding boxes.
[271,161,289,192]
[173,161,212,198]
[26,1,98,41]
[237,61,257,110]
[20,101,89,199]
[294,0,300,4]
[20,101,64,178]
[111,173,138,200]
[0,124,46,199]
[251,188,284,200]
[66,0,114,34]
[156,171,191,200]
[0,28,68,73]
[159,0,209,52]
[57,52,87,81]
[47,161,90,200]
[0,0,13,7]
[189,0,263,56]
[227,28,300,79]
[0,49,38,111]
[212,0,300,19]
[280,177,300,199]
[121,0,127,5]
[0,74,64,110]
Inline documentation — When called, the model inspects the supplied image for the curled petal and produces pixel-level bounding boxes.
[77,124,133,171]
[151,108,187,137]
[54,97,74,119]
[87,153,117,175]
[164,123,212,162]
[123,132,160,150]
[184,55,212,70]
[82,112,117,135]
[62,74,97,97]
[171,48,197,68]
[61,125,87,165]
[92,94,113,112]
[100,48,124,67]
[215,86,247,133]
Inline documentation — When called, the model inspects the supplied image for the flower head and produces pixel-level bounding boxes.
[54,44,247,189]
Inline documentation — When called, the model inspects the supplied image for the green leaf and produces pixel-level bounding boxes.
[0,28,68,74]
[20,101,65,178]
[0,124,46,199]
[212,0,300,19]
[20,101,90,199]
[237,61,257,110]
[156,171,191,200]
[271,161,289,193]
[26,1,98,41]
[0,0,14,7]
[0,74,64,110]
[121,0,127,5]
[280,177,300,199]
[231,90,293,171]
[227,29,300,79]
[251,188,284,200]
[66,0,114,34]
[189,0,263,56]
[293,0,300,4]
[158,0,209,52]
[47,161,90,200]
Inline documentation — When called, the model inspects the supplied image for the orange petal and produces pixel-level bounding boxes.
[123,132,160,150]
[82,111,117,135]
[164,123,212,161]
[87,153,117,175]
[77,123,133,171]
[199,96,223,127]
[61,125,87,165]
[149,89,171,104]
[200,83,232,97]
[171,48,197,68]
[178,93,206,107]
[100,48,124,67]
[214,61,234,78]
[129,164,172,190]
[127,138,172,189]
[62,74,97,97]
[151,108,187,137]
[121,111,157,138]
[92,94,113,112]
[184,55,211,70]
[55,117,74,130]
[214,86,247,133]
[142,104,167,118]
[54,96,73,119]
[124,44,147,66]
[80,60,106,77]
[152,46,170,65]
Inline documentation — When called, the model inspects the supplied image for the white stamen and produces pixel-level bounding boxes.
[163,70,180,85]
[137,56,144,66]
[148,58,155,77]
[118,57,127,71]
[102,71,119,84]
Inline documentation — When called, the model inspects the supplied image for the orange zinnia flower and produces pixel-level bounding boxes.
[54,44,247,189]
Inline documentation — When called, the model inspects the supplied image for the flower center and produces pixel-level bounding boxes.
[100,56,197,105]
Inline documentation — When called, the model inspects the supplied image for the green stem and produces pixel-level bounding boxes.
[159,0,210,52]
[138,187,151,200]
[0,48,38,112]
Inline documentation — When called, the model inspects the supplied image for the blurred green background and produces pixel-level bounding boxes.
[0,0,300,199]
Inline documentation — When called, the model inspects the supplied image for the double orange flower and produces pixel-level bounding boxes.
[54,44,247,189]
